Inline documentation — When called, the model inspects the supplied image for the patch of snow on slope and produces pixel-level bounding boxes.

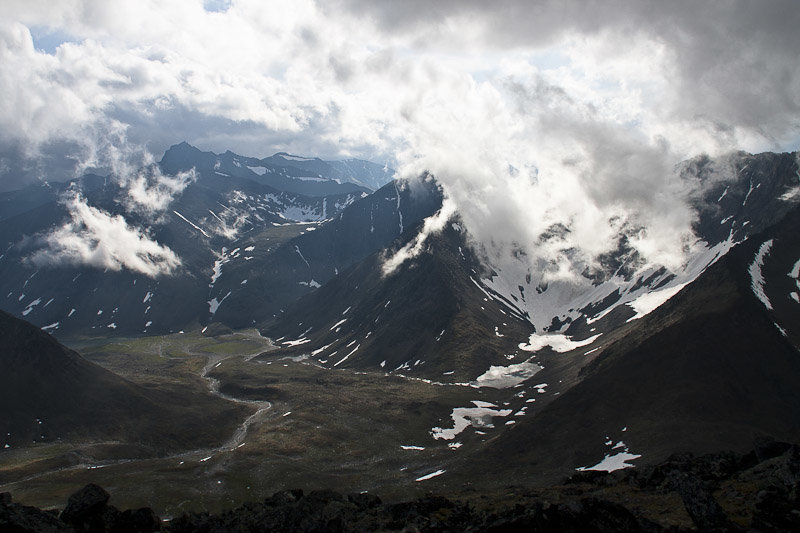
[577,433,643,471]
[329,319,347,331]
[576,451,642,472]
[431,402,512,440]
[208,291,232,315]
[415,469,445,482]
[334,344,360,367]
[283,338,311,347]
[626,282,689,322]
[312,343,333,356]
[394,180,403,234]
[247,166,267,175]
[281,205,324,222]
[520,333,600,353]
[789,258,800,299]
[473,361,543,388]
[742,179,755,206]
[295,245,310,267]
[22,297,42,316]
[173,210,210,238]
[483,233,737,333]
[749,239,774,310]
[210,247,235,287]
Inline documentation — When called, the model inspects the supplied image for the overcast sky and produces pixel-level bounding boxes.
[3,0,800,278]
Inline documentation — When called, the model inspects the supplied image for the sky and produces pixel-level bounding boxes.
[2,0,800,279]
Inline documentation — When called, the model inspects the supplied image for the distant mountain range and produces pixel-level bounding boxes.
[160,142,393,195]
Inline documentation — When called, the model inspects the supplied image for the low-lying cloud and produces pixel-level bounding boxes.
[27,193,182,277]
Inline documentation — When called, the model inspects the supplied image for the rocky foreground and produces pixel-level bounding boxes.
[2,438,799,532]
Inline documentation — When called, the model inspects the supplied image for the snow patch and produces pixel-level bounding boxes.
[279,154,313,161]
[431,402,513,440]
[749,239,774,310]
[22,297,42,316]
[626,283,689,322]
[282,338,311,347]
[576,452,642,472]
[295,245,310,268]
[208,291,232,315]
[472,361,543,389]
[520,333,600,353]
[329,319,347,331]
[173,210,210,238]
[247,166,267,175]
[415,469,445,482]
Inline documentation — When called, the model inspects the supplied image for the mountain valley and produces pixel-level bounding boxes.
[1,145,799,529]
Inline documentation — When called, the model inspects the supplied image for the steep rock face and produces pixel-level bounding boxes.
[0,310,246,451]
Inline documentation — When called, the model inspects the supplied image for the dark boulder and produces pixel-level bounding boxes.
[0,499,69,533]
[111,507,161,533]
[670,472,739,531]
[60,483,110,524]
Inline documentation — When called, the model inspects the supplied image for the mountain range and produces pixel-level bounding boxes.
[1,143,799,523]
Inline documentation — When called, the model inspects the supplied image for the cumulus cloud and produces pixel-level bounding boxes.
[124,167,197,217]
[27,193,182,277]
[2,1,799,282]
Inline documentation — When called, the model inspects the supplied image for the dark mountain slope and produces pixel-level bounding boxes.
[160,142,372,196]
[212,176,443,328]
[0,310,248,451]
[261,221,534,382]
[461,207,800,485]
[0,155,364,337]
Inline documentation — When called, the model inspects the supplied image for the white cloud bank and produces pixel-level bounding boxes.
[28,193,181,277]
[2,0,800,279]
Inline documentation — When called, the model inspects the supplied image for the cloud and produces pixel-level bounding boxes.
[200,190,252,239]
[382,192,456,276]
[27,193,181,277]
[123,167,197,217]
[2,1,799,284]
